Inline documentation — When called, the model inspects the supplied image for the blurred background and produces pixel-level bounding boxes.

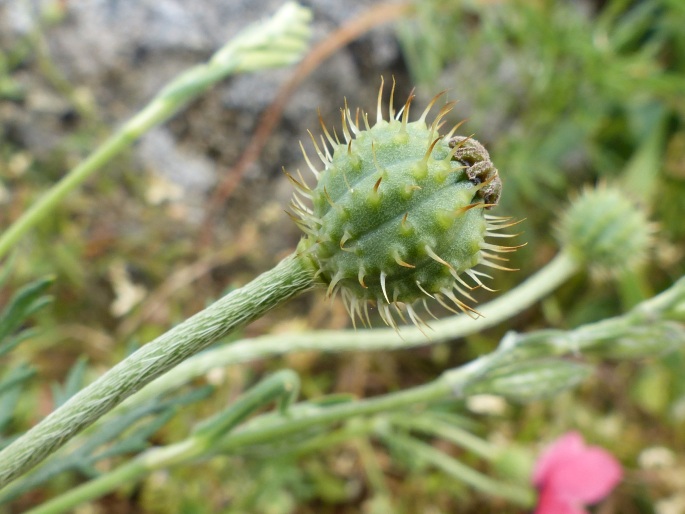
[1,0,685,512]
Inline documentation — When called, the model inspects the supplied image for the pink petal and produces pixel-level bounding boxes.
[546,446,622,503]
[534,486,587,514]
[533,432,585,487]
[532,431,622,504]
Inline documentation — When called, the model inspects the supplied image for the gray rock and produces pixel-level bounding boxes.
[0,0,407,228]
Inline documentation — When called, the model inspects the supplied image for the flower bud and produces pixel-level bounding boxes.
[289,79,519,327]
[465,359,592,403]
[587,321,685,360]
[556,185,655,277]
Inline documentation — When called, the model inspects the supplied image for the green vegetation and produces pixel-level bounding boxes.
[1,1,684,512]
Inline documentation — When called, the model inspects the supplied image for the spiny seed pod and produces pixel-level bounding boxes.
[288,78,520,328]
[556,185,655,278]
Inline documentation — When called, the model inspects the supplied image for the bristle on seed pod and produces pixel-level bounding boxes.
[556,184,656,280]
[289,78,520,329]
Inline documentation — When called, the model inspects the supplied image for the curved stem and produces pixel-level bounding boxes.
[123,250,579,408]
[388,415,496,461]
[24,371,300,514]
[379,433,535,507]
[0,253,314,489]
[20,377,450,513]
[192,370,300,443]
[218,379,452,452]
[21,366,522,513]
[16,257,680,511]
[24,442,197,514]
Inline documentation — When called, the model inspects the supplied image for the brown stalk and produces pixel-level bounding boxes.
[199,1,413,246]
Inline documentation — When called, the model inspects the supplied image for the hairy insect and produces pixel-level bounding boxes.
[449,136,502,207]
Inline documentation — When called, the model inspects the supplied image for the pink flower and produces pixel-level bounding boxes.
[532,431,622,514]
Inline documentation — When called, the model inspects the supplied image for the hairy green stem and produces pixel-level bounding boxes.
[21,375,451,513]
[19,272,684,511]
[0,250,578,495]
[380,433,535,506]
[0,253,314,489]
[24,371,300,514]
[267,421,378,459]
[22,363,520,514]
[218,380,453,452]
[0,2,311,260]
[389,415,496,461]
[192,369,300,443]
[122,250,579,408]
[24,443,194,514]
[212,346,537,452]
[484,275,685,359]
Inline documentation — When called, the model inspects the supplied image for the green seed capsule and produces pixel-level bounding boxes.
[556,185,655,278]
[290,79,517,328]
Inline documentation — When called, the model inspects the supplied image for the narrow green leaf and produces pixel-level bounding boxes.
[0,276,54,356]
